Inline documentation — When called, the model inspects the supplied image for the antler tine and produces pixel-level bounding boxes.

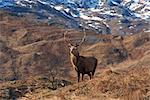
[64,31,72,44]
[78,28,86,46]
[63,31,67,40]
[64,31,68,42]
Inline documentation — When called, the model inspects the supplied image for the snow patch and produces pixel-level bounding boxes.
[38,0,49,5]
[54,5,64,10]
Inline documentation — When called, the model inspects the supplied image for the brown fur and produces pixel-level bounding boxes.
[69,45,97,82]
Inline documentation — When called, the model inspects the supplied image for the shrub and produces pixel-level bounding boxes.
[134,34,150,47]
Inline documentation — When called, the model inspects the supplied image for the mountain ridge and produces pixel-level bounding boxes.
[0,0,149,34]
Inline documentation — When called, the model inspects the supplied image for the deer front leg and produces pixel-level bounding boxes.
[88,73,92,80]
[82,73,84,81]
[77,72,80,82]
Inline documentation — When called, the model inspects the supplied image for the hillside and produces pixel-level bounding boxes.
[0,10,150,100]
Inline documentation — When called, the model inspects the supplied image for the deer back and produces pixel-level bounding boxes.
[77,56,97,73]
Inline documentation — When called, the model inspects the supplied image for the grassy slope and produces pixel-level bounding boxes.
[0,10,150,100]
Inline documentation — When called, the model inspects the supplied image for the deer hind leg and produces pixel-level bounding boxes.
[88,73,92,80]
[92,70,95,76]
[92,62,97,77]
[77,72,80,82]
[91,72,94,79]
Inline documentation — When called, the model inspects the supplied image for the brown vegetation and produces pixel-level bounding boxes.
[0,10,150,100]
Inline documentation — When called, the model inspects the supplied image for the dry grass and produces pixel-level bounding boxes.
[0,10,150,100]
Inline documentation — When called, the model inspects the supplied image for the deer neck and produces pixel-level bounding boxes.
[70,53,79,69]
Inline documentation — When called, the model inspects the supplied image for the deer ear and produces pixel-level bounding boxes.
[68,43,73,47]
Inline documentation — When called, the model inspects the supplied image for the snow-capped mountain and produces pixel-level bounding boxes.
[0,0,149,34]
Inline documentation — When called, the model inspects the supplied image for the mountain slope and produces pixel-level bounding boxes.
[0,10,150,99]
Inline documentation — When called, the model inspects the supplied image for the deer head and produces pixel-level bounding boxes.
[64,29,86,57]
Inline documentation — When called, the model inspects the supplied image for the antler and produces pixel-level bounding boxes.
[77,28,86,46]
[64,29,86,46]
[64,31,72,45]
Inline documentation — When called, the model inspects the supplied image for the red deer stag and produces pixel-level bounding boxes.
[64,30,98,82]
